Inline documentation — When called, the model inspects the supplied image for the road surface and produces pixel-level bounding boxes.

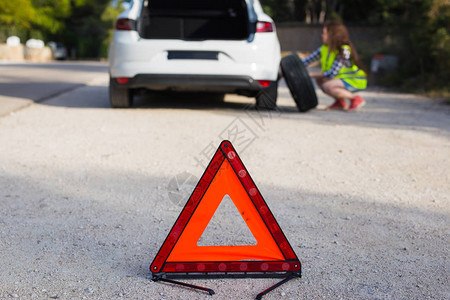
[0,61,449,299]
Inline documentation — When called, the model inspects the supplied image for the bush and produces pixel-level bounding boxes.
[381,0,449,93]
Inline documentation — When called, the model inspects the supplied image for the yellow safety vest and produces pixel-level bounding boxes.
[320,44,367,90]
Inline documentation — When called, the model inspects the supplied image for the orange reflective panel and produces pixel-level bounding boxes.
[167,159,284,262]
[150,140,301,276]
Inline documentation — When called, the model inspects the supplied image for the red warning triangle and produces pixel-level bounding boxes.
[151,140,301,276]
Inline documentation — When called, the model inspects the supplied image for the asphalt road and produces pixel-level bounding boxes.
[0,61,449,299]
[0,61,108,116]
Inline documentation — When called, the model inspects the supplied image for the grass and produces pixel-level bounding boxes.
[423,89,450,102]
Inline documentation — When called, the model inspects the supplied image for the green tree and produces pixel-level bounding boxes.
[293,0,307,22]
[101,0,127,57]
[62,0,119,58]
[0,0,35,41]
[30,0,71,41]
[0,0,124,58]
[368,0,449,90]
[424,0,449,87]
[260,0,292,22]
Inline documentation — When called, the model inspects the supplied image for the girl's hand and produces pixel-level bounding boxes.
[309,72,324,79]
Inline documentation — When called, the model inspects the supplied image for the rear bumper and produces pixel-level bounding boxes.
[112,74,264,94]
[108,32,281,82]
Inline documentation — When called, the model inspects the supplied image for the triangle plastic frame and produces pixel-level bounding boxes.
[151,140,301,281]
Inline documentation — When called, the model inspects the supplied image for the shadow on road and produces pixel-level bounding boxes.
[41,84,265,111]
[0,61,108,106]
[0,80,85,102]
[133,91,253,111]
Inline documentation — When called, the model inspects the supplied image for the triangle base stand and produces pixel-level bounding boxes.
[152,276,215,296]
[255,274,300,300]
[151,271,301,299]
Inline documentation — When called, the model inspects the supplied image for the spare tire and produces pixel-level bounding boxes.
[281,52,318,112]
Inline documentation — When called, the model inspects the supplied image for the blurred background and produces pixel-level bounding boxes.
[0,0,448,96]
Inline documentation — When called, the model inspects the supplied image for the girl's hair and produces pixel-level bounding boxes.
[324,20,366,72]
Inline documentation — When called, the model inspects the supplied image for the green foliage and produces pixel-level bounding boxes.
[0,0,35,28]
[371,0,450,90]
[32,0,71,35]
[428,0,450,86]
[260,0,292,22]
[101,1,127,58]
[293,0,307,22]
[0,0,124,58]
[0,0,35,41]
[62,0,112,58]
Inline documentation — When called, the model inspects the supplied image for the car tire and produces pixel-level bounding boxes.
[109,78,133,108]
[281,53,318,112]
[255,80,278,110]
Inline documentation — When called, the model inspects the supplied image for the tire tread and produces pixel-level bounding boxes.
[281,53,318,112]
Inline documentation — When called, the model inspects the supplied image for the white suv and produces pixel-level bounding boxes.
[108,0,280,109]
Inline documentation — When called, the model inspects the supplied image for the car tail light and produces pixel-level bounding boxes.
[258,80,271,87]
[115,18,135,31]
[256,21,274,33]
[116,77,130,84]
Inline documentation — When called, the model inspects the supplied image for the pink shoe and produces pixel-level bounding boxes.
[348,96,365,111]
[326,99,347,110]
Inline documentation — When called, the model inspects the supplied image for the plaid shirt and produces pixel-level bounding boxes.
[302,46,351,79]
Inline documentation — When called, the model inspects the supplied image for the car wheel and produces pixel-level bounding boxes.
[109,78,133,108]
[255,80,278,110]
[281,53,318,112]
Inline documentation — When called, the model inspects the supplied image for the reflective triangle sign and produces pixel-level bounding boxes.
[151,140,301,277]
